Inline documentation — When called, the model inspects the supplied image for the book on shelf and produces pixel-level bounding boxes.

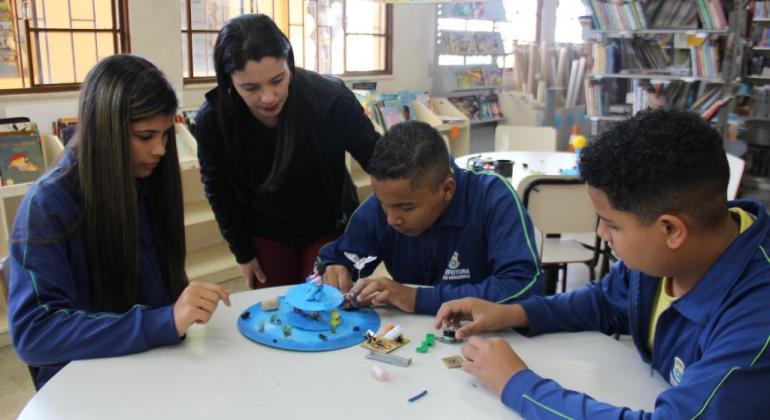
[455,67,502,89]
[456,67,485,89]
[749,86,770,118]
[586,0,648,31]
[757,1,770,19]
[690,40,720,78]
[0,122,44,186]
[585,77,727,120]
[177,109,198,135]
[354,90,432,130]
[447,93,503,123]
[174,122,198,163]
[587,0,728,32]
[53,117,77,145]
[588,36,722,79]
[438,31,504,56]
[756,28,770,48]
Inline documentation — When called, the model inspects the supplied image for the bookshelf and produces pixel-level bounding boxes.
[736,1,770,198]
[582,0,745,144]
[433,1,507,125]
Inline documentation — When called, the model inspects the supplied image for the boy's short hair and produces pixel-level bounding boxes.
[368,121,451,190]
[579,109,729,227]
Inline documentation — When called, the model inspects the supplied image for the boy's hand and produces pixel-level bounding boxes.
[434,298,527,339]
[462,336,527,397]
[349,277,417,313]
[173,281,231,337]
[323,265,353,293]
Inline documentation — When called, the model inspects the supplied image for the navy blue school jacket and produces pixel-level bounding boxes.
[7,150,180,388]
[319,162,542,314]
[504,200,770,419]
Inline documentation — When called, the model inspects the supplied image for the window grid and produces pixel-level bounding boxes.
[0,0,129,93]
[181,0,391,84]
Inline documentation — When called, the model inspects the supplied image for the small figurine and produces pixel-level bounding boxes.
[305,261,326,302]
[261,296,279,311]
[342,286,362,310]
[282,324,293,338]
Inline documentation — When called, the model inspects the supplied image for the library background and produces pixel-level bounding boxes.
[0,0,767,418]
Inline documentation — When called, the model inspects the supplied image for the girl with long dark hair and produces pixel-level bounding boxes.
[8,54,230,389]
[196,14,379,288]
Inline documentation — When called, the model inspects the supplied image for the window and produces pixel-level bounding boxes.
[180,0,392,82]
[0,0,129,92]
[436,1,537,69]
[555,0,586,44]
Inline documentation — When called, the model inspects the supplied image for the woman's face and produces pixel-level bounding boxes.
[230,57,291,127]
[129,113,174,178]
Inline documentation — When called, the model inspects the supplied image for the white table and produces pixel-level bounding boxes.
[19,287,668,420]
[456,151,578,191]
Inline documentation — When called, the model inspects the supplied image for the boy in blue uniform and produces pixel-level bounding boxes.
[320,121,541,315]
[434,109,770,418]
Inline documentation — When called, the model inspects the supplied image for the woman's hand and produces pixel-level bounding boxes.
[240,258,267,289]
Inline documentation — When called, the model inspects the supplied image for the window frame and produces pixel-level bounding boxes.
[181,0,392,85]
[0,0,130,95]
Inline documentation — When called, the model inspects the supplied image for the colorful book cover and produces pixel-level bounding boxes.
[482,67,503,86]
[174,123,198,163]
[456,67,485,89]
[0,122,44,186]
[54,117,78,145]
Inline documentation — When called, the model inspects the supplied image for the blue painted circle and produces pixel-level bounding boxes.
[238,297,380,352]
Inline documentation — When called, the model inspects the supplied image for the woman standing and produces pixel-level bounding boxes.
[8,55,230,389]
[196,14,379,288]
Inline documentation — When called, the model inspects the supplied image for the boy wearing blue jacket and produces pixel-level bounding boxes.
[320,121,541,315]
[434,109,770,418]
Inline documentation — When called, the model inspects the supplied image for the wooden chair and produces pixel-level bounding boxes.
[518,175,598,294]
[494,125,558,152]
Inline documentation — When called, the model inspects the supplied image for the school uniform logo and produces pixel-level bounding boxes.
[669,356,685,386]
[448,252,460,269]
[443,251,471,281]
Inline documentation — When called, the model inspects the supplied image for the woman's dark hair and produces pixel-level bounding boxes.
[213,13,304,191]
[73,54,187,312]
[579,109,729,227]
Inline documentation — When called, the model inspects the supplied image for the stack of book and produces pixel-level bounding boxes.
[585,0,648,31]
[690,40,721,78]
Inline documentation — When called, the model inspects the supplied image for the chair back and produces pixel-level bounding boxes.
[726,153,745,200]
[494,125,557,152]
[518,175,596,235]
[0,256,8,304]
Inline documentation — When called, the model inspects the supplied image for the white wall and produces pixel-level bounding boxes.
[0,3,434,133]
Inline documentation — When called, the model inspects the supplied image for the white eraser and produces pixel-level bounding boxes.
[371,364,389,381]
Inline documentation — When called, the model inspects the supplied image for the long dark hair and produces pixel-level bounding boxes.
[213,13,305,191]
[74,54,187,312]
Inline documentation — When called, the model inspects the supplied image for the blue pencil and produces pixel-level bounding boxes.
[408,390,428,403]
